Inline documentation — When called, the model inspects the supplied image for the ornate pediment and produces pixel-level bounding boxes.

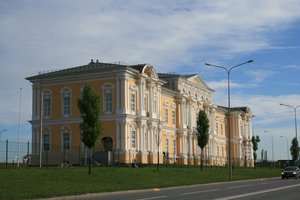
[186,74,214,92]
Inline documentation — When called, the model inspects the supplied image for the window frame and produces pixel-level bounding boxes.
[102,83,114,114]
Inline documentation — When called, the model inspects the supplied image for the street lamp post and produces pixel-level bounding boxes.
[40,91,44,168]
[279,103,300,140]
[264,131,274,165]
[205,60,253,179]
[280,103,300,164]
[280,136,289,161]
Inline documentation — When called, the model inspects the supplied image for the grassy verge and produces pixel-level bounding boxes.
[0,166,281,200]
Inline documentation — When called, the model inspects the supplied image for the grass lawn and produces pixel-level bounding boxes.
[0,166,281,200]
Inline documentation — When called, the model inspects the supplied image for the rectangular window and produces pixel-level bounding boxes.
[216,122,219,134]
[63,96,71,116]
[105,92,113,112]
[144,130,148,151]
[221,124,223,135]
[43,96,51,117]
[165,138,169,152]
[173,139,176,154]
[43,134,50,151]
[165,108,168,123]
[63,133,70,150]
[131,130,136,148]
[222,146,224,158]
[131,93,135,112]
[172,110,176,124]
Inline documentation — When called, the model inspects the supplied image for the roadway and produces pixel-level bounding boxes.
[47,177,300,200]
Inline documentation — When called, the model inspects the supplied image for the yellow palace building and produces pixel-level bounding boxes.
[26,60,254,167]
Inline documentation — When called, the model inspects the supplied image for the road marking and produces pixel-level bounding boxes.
[182,189,219,195]
[137,195,168,200]
[215,183,300,200]
[228,184,253,189]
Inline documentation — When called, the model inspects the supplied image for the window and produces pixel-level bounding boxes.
[165,137,169,152]
[43,92,51,117]
[240,124,243,135]
[63,133,70,150]
[165,108,168,123]
[43,134,50,151]
[144,129,148,151]
[221,123,223,135]
[63,95,71,116]
[172,110,176,124]
[216,122,219,134]
[61,88,71,117]
[222,146,224,158]
[173,138,176,154]
[131,93,135,112]
[131,130,136,148]
[102,84,114,113]
[105,92,113,112]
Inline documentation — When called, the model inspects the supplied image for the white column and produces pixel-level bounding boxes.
[149,82,154,118]
[125,77,129,114]
[157,85,161,118]
[33,85,37,117]
[138,122,142,151]
[120,76,126,113]
[187,101,191,129]
[116,77,120,112]
[116,121,120,150]
[181,103,185,128]
[149,126,153,152]
[138,80,143,116]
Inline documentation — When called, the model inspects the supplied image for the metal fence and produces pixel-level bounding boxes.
[0,140,31,167]
[0,140,113,167]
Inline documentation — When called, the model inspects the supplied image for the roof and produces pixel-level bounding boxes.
[26,60,129,81]
[217,106,252,115]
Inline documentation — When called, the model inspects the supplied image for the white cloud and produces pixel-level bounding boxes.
[1,0,300,140]
[246,70,274,84]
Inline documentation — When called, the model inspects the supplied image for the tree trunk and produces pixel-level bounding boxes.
[88,148,91,175]
[200,148,203,171]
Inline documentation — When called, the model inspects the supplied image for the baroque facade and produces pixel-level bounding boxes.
[26,61,254,167]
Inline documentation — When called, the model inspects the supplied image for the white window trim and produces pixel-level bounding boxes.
[60,87,72,118]
[101,83,115,114]
[60,126,72,151]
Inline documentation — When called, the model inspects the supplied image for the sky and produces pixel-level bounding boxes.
[0,0,300,161]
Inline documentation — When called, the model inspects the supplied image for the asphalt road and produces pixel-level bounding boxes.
[47,177,300,200]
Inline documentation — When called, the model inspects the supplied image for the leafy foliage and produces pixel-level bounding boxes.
[196,110,210,170]
[251,135,260,169]
[290,137,299,162]
[77,84,103,174]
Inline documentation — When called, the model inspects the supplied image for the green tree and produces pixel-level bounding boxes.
[290,137,299,164]
[251,135,260,170]
[196,110,210,170]
[78,84,103,174]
